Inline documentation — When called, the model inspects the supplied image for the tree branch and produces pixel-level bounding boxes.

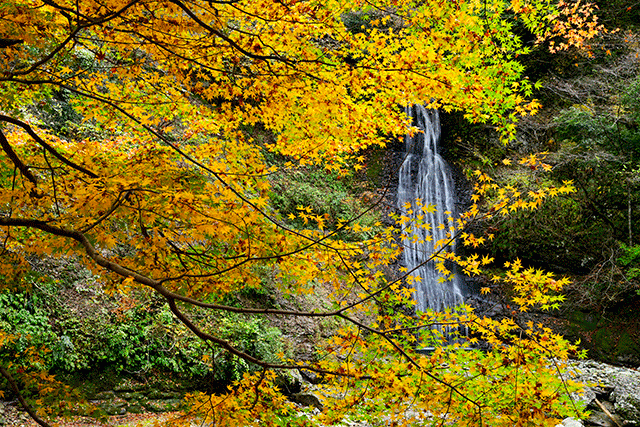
[0,366,54,427]
[0,115,98,178]
[6,0,141,77]
[0,39,23,48]
[0,129,38,186]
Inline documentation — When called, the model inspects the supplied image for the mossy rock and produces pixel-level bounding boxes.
[114,379,147,392]
[126,403,146,414]
[566,311,599,331]
[616,331,640,354]
[566,311,640,365]
[594,328,618,354]
[99,400,127,415]
[146,390,182,400]
[59,368,123,398]
[117,391,146,401]
[274,369,302,396]
[143,399,183,413]
[93,391,116,400]
[145,376,186,392]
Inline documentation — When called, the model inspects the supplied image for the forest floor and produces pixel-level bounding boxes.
[0,402,191,427]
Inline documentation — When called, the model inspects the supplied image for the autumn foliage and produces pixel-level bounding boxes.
[0,0,603,426]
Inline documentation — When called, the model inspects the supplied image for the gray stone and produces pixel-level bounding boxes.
[99,401,127,415]
[126,403,146,414]
[575,386,598,410]
[113,380,146,392]
[610,372,640,424]
[274,369,303,395]
[586,410,619,427]
[563,359,640,425]
[117,391,145,401]
[300,369,323,384]
[556,417,584,427]
[291,392,324,411]
[143,398,183,413]
[93,390,116,400]
[146,390,182,400]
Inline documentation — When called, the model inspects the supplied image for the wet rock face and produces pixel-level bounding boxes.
[557,359,640,427]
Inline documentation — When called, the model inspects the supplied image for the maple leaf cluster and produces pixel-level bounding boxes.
[0,0,601,426]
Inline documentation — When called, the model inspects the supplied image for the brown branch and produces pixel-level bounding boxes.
[169,0,296,65]
[0,213,488,415]
[28,81,396,298]
[0,217,357,374]
[42,150,60,216]
[0,39,23,48]
[167,297,280,368]
[594,398,622,427]
[7,0,141,77]
[0,115,98,178]
[0,129,38,186]
[0,366,54,427]
[80,190,130,233]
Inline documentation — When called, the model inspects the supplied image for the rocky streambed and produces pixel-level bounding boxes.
[283,358,640,427]
[2,358,640,426]
[557,359,640,427]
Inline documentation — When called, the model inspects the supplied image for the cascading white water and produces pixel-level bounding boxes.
[397,105,464,314]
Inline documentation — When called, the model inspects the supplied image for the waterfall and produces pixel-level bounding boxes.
[397,105,464,314]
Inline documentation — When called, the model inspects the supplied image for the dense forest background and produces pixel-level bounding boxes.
[439,0,640,365]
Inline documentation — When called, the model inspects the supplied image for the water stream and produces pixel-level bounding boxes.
[397,105,464,314]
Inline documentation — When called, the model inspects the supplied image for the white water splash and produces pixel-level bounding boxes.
[397,105,464,314]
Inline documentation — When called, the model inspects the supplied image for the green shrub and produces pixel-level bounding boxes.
[212,313,283,381]
[552,105,604,150]
[618,243,640,283]
[270,167,381,240]
[0,289,57,369]
[0,274,284,384]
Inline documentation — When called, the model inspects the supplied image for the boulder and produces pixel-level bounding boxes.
[556,417,584,427]
[99,400,127,415]
[563,359,640,426]
[609,371,640,424]
[274,369,303,396]
[143,398,183,413]
[290,392,324,411]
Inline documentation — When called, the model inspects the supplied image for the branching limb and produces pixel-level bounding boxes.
[4,0,141,77]
[0,115,98,178]
[0,128,38,186]
[42,150,60,217]
[0,217,366,377]
[80,190,131,233]
[0,214,484,412]
[0,365,54,427]
[0,39,23,48]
